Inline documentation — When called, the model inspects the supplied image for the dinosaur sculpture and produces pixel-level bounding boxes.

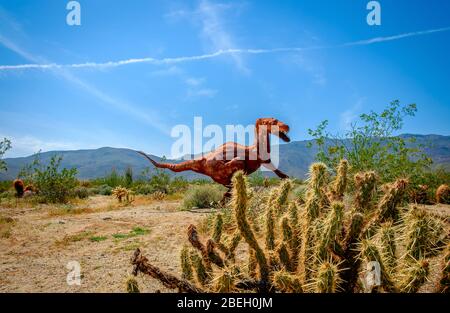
[138,118,291,199]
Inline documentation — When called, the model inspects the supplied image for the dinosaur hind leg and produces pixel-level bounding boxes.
[219,185,233,206]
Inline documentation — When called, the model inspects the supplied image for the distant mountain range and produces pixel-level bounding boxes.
[1,134,449,181]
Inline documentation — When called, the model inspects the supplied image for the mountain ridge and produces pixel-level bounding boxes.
[1,134,449,181]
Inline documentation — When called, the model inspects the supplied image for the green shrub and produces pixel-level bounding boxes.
[97,184,113,195]
[92,169,126,188]
[181,185,224,210]
[248,171,265,187]
[73,186,89,199]
[0,138,11,173]
[134,184,156,195]
[31,155,77,203]
[170,176,190,193]
[125,166,133,187]
[308,101,432,183]
[0,180,12,193]
[0,190,15,200]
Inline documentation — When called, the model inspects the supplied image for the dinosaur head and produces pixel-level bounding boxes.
[256,118,291,142]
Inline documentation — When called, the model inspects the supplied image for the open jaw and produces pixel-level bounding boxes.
[278,130,291,142]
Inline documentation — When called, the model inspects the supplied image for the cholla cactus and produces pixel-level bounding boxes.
[315,261,342,293]
[402,206,445,260]
[274,179,292,215]
[376,178,409,223]
[151,191,166,201]
[377,221,397,274]
[265,205,275,251]
[359,239,397,292]
[232,171,270,289]
[112,186,134,203]
[180,245,193,281]
[329,159,348,202]
[214,268,235,292]
[273,270,302,293]
[315,202,344,262]
[125,276,140,293]
[130,160,447,294]
[399,259,429,293]
[306,162,330,209]
[437,243,450,293]
[212,213,223,243]
[353,171,377,212]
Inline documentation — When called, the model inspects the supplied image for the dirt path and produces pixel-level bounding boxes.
[0,196,207,292]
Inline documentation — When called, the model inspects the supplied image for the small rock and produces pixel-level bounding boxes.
[58,221,65,224]
[103,217,112,221]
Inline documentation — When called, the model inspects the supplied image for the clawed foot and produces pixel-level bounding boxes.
[274,169,289,179]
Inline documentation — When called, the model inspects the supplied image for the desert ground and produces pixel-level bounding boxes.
[0,195,448,293]
[0,196,209,292]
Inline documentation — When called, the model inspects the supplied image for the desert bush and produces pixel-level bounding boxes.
[73,186,89,199]
[170,176,190,193]
[436,184,450,204]
[0,190,15,200]
[78,180,92,188]
[96,184,113,195]
[248,171,281,188]
[308,101,432,183]
[130,161,448,293]
[23,154,78,203]
[181,185,224,210]
[85,184,112,195]
[0,138,11,173]
[93,169,125,188]
[248,171,265,187]
[0,180,12,193]
[125,166,133,187]
[134,184,156,195]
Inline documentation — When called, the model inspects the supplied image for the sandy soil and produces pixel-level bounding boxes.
[0,196,207,293]
[0,196,448,293]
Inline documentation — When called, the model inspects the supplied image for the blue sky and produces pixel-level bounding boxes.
[1,0,449,158]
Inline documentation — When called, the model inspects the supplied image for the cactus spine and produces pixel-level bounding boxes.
[125,276,140,293]
[212,213,223,243]
[316,261,341,293]
[180,245,193,281]
[353,171,377,213]
[232,171,270,288]
[330,159,348,201]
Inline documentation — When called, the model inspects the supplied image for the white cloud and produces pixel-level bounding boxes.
[339,97,365,131]
[2,26,449,72]
[185,77,205,86]
[187,88,218,98]
[1,134,93,158]
[0,31,170,135]
[196,0,249,74]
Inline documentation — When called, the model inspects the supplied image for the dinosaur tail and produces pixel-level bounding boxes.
[137,151,199,173]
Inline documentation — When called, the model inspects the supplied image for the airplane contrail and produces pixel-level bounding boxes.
[0,26,449,71]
